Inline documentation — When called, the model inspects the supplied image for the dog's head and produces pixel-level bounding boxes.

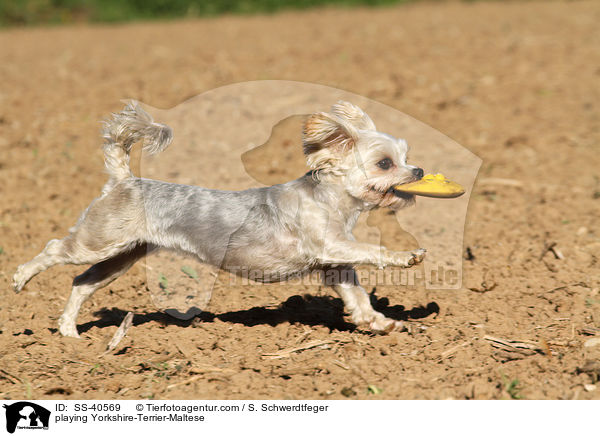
[303,101,423,210]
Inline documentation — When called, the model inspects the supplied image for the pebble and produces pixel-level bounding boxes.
[583,337,600,348]
[583,384,597,392]
[576,226,588,236]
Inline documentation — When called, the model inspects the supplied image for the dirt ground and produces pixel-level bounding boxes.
[1,0,599,400]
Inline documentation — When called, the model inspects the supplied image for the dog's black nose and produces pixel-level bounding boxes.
[412,167,424,179]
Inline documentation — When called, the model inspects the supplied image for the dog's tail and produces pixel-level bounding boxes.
[101,101,173,186]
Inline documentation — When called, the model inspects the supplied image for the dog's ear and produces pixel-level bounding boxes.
[330,101,376,131]
[303,111,358,171]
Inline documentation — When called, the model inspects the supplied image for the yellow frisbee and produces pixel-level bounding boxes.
[393,173,465,198]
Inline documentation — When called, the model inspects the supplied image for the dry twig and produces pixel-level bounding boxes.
[332,359,350,370]
[167,367,235,390]
[468,281,497,293]
[0,368,22,384]
[477,178,524,188]
[484,335,549,361]
[167,375,203,390]
[581,326,600,336]
[262,338,351,360]
[440,341,471,359]
[102,312,133,355]
[189,366,235,375]
[539,241,564,261]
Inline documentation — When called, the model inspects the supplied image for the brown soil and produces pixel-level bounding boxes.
[1,1,599,400]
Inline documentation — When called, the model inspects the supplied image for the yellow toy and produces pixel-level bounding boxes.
[393,173,465,198]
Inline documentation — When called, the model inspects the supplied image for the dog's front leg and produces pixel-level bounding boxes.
[323,264,402,334]
[319,241,425,268]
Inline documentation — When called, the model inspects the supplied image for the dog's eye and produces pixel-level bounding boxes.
[377,158,393,170]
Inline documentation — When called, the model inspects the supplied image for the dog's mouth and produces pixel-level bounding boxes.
[388,175,424,200]
[368,185,415,203]
[388,187,414,200]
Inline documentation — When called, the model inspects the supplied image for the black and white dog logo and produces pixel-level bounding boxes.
[3,402,50,433]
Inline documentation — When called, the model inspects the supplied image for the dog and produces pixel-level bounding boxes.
[13,101,426,338]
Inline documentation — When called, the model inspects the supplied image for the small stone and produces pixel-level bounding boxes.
[583,384,597,392]
[480,75,496,86]
[577,226,588,236]
[583,337,600,348]
[341,387,356,397]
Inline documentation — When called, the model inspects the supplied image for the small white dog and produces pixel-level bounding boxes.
[13,101,425,337]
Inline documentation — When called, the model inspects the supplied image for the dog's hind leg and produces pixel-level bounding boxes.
[58,244,151,338]
[13,237,76,292]
[12,231,139,293]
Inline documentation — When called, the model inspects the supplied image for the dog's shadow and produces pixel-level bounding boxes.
[78,292,439,335]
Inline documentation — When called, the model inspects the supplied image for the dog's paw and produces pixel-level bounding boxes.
[351,309,410,335]
[369,317,403,335]
[389,249,426,268]
[58,317,81,338]
[411,248,427,264]
[12,266,28,293]
[355,311,403,335]
[368,318,427,336]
